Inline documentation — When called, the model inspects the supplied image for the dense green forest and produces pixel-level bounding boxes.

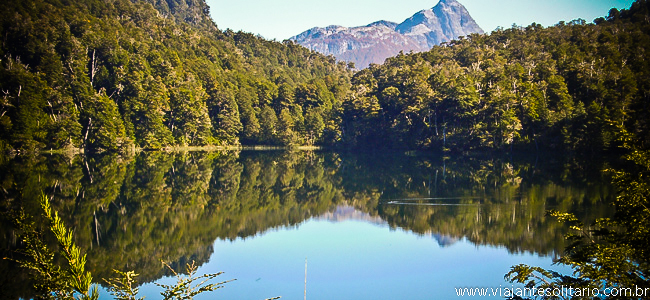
[2,0,650,153]
[2,1,649,298]
[0,0,352,153]
[344,0,650,152]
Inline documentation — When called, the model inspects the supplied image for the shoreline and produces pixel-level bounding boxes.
[37,145,324,155]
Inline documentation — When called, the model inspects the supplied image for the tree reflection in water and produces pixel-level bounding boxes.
[0,150,613,298]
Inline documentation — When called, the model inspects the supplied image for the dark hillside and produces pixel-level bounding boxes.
[0,0,352,153]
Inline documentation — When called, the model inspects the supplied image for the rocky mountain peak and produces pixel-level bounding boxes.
[290,0,483,68]
[367,20,399,30]
[396,0,483,47]
[439,0,462,6]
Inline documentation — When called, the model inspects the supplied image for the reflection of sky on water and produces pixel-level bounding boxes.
[125,206,568,300]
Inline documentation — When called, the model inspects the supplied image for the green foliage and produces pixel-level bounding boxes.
[167,75,213,146]
[505,131,650,298]
[209,87,242,145]
[104,270,143,300]
[12,209,74,299]
[0,0,351,152]
[277,108,297,146]
[12,194,100,300]
[40,194,99,300]
[155,261,234,300]
[8,0,647,153]
[12,192,242,300]
[3,0,648,152]
[84,93,128,152]
[344,0,650,152]
[505,264,580,297]
[259,105,278,144]
[304,108,325,145]
[0,56,52,151]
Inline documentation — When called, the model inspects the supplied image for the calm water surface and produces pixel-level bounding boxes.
[0,151,613,299]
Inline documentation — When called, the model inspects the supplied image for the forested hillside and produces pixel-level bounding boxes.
[343,0,650,152]
[0,0,352,153]
[1,0,649,154]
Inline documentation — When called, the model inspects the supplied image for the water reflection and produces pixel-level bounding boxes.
[0,150,613,298]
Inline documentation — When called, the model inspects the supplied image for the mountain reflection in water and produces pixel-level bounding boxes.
[316,205,386,225]
[318,205,460,247]
[0,150,613,299]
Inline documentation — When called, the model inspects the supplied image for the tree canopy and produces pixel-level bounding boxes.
[342,0,650,153]
[2,0,650,154]
[0,0,353,153]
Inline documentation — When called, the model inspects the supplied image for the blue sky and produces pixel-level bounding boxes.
[205,0,635,41]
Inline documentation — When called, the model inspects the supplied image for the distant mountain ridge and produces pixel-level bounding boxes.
[290,0,483,68]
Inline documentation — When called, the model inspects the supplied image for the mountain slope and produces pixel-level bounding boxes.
[291,0,483,68]
[0,0,353,153]
[291,22,427,69]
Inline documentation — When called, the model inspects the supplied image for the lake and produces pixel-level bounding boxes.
[0,150,614,299]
